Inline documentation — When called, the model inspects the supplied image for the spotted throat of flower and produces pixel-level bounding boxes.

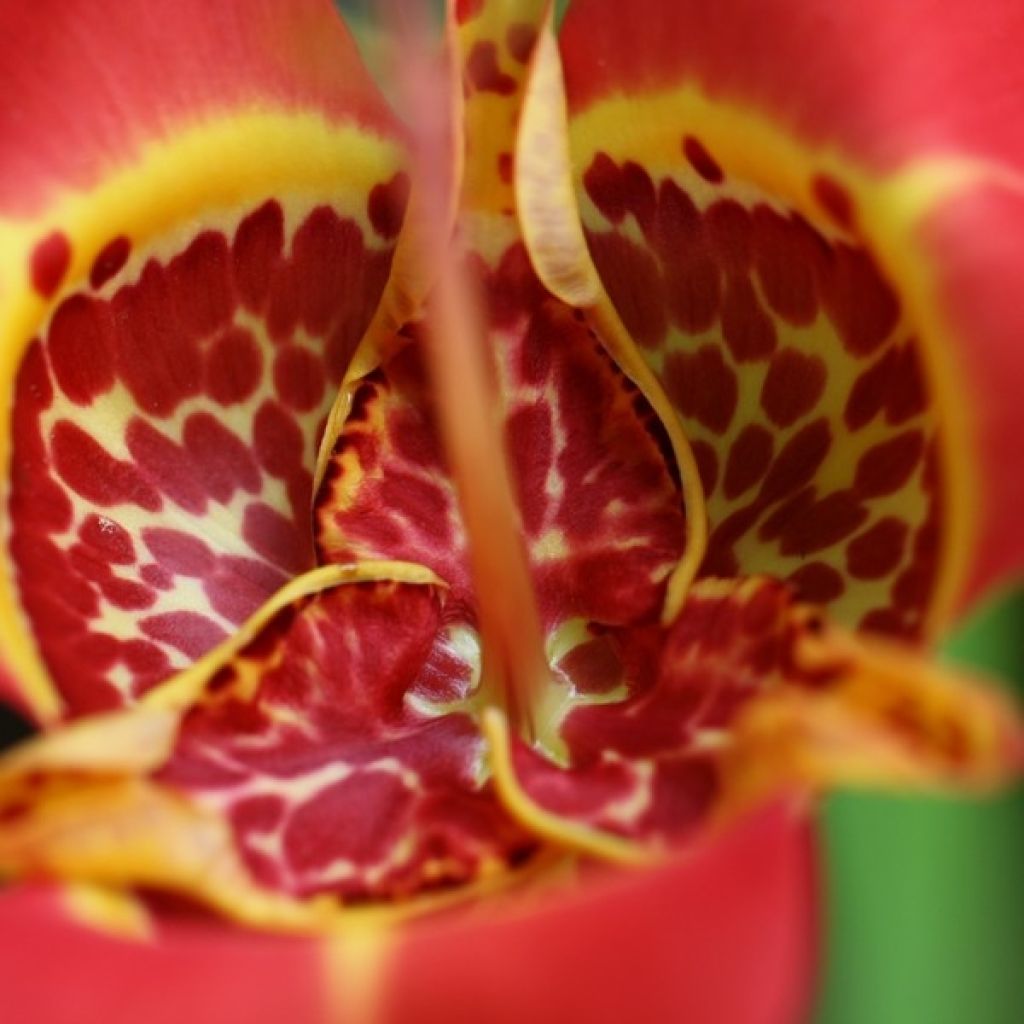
[0,0,1019,938]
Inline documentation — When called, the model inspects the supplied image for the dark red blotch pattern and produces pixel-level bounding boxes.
[159,582,533,901]
[11,198,398,715]
[515,578,821,841]
[316,243,686,634]
[580,145,940,640]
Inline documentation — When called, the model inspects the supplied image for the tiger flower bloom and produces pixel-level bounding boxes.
[0,0,1021,1020]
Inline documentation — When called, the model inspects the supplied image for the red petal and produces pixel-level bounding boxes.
[920,183,1024,607]
[560,0,1024,171]
[0,810,813,1024]
[0,0,395,215]
[382,803,816,1024]
[0,885,328,1024]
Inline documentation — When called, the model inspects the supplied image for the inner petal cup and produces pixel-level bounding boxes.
[315,256,685,636]
[10,198,400,717]
[569,136,943,643]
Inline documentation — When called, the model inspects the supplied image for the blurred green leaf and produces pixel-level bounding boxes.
[816,588,1024,1024]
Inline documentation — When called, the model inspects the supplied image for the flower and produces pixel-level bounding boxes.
[0,0,1021,1021]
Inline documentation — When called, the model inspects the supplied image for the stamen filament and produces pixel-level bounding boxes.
[391,9,551,738]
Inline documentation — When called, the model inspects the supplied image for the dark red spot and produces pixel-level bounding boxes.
[30,231,71,298]
[465,41,515,95]
[557,637,623,695]
[846,517,908,579]
[854,430,924,498]
[125,418,206,514]
[166,231,235,339]
[140,564,174,591]
[705,200,751,270]
[759,418,832,505]
[204,556,286,624]
[653,180,719,333]
[893,558,936,612]
[14,338,53,413]
[47,294,116,405]
[89,236,131,290]
[497,152,513,185]
[723,424,774,500]
[751,207,824,327]
[111,261,203,418]
[787,562,845,603]
[484,242,547,326]
[70,543,113,583]
[265,261,301,342]
[231,795,286,834]
[682,136,723,184]
[367,172,411,240]
[507,403,553,537]
[122,638,172,676]
[183,413,260,503]
[101,577,157,611]
[821,245,899,357]
[324,248,392,381]
[760,348,827,428]
[650,178,700,253]
[140,612,228,660]
[143,528,215,577]
[812,175,856,230]
[243,503,311,574]
[205,325,263,405]
[11,478,72,536]
[284,771,413,871]
[274,345,325,412]
[722,274,776,362]
[73,632,120,670]
[859,607,913,639]
[845,346,896,430]
[291,207,366,337]
[78,515,135,565]
[506,23,537,63]
[664,345,738,435]
[702,503,761,577]
[759,487,814,543]
[584,154,627,224]
[51,421,161,511]
[253,400,305,478]
[885,342,928,425]
[233,201,284,313]
[777,489,868,557]
[619,162,657,234]
[691,440,718,496]
[585,230,667,349]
